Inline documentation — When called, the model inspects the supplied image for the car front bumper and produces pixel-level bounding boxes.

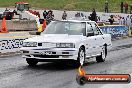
[20,47,79,61]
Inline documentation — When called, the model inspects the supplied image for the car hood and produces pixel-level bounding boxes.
[24,34,85,43]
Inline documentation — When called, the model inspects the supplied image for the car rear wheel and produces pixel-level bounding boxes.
[96,45,107,62]
[26,58,38,66]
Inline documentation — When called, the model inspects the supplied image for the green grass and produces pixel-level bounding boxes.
[0,0,132,12]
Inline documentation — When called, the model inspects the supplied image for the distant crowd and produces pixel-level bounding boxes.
[43,10,54,24]
[103,0,132,14]
[42,0,132,25]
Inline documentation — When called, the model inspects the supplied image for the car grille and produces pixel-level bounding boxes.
[33,55,59,58]
[42,42,56,48]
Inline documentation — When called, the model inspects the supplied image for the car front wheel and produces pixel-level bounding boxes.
[26,58,38,66]
[76,47,85,67]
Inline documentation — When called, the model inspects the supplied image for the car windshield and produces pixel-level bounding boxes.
[41,21,86,36]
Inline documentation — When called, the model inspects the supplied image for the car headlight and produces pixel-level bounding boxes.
[56,43,75,48]
[23,42,37,47]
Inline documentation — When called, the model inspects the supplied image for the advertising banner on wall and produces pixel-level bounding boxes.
[0,38,26,53]
[99,25,128,39]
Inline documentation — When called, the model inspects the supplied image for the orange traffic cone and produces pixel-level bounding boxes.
[0,17,8,33]
[42,19,46,32]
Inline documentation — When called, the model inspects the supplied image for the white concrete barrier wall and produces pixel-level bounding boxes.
[0,32,35,54]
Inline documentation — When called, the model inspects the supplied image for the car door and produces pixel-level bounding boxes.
[91,22,105,55]
[85,23,97,57]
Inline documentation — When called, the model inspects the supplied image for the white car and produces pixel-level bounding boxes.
[20,20,112,67]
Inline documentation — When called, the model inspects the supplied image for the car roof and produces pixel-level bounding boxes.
[54,20,96,23]
[67,20,95,23]
[53,17,96,23]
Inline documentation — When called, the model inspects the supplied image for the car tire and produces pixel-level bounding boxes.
[96,45,107,62]
[76,47,85,67]
[26,58,38,66]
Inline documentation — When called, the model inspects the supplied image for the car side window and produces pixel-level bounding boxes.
[87,23,94,37]
[91,23,102,35]
[96,25,102,35]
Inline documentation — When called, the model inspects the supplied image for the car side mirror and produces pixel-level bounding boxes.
[87,32,94,37]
